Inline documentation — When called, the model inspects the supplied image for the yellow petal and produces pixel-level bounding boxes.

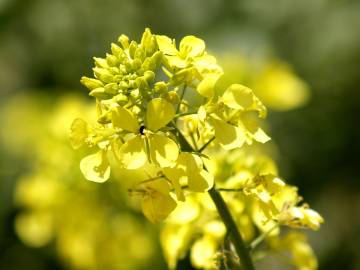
[142,181,177,223]
[303,209,324,230]
[149,134,179,167]
[69,118,89,149]
[179,36,205,58]
[198,106,206,122]
[119,136,147,169]
[252,127,271,143]
[221,84,254,110]
[196,75,218,98]
[212,119,245,150]
[167,55,187,69]
[177,153,213,192]
[155,35,178,55]
[80,150,110,183]
[163,167,185,201]
[146,98,175,131]
[111,106,139,133]
[177,152,200,171]
[197,170,214,191]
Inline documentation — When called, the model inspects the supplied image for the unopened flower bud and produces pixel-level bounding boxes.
[118,34,129,49]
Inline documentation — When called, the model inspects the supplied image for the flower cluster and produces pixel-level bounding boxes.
[71,28,323,270]
[71,28,272,221]
[161,148,323,269]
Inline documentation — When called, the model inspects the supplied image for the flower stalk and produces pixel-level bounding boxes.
[176,127,255,269]
[208,186,255,270]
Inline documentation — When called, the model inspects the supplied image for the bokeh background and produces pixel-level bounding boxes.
[0,0,359,269]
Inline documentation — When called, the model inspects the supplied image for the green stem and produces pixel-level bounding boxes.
[174,111,197,118]
[198,136,215,153]
[217,187,245,192]
[208,187,255,270]
[176,84,187,113]
[173,124,255,270]
[249,223,278,251]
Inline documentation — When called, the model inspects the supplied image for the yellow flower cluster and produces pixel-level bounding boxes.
[2,95,156,270]
[161,148,323,269]
[71,28,323,269]
[71,28,271,222]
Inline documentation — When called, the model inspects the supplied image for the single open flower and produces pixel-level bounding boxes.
[163,152,214,201]
[156,35,222,98]
[205,84,270,150]
[141,180,177,223]
[112,98,179,169]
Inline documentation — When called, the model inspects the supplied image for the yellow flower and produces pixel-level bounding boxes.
[277,206,324,230]
[79,149,110,183]
[156,34,223,98]
[163,152,214,201]
[140,180,177,223]
[112,98,179,169]
[202,84,270,150]
[156,35,206,69]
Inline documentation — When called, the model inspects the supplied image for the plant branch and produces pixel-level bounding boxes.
[198,136,215,153]
[176,84,187,113]
[217,187,246,192]
[173,123,255,270]
[249,223,279,251]
[208,186,255,270]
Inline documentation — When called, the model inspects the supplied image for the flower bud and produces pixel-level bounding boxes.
[89,88,110,99]
[163,91,179,105]
[104,83,119,95]
[93,57,108,68]
[111,43,123,58]
[80,76,104,90]
[144,70,155,83]
[134,47,146,61]
[118,34,129,49]
[93,67,114,83]
[129,41,138,58]
[154,81,168,94]
[106,53,119,67]
[114,93,128,105]
[132,58,142,70]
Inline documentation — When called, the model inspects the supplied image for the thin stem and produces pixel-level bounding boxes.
[174,111,197,118]
[190,133,198,151]
[173,125,255,269]
[138,175,164,185]
[249,223,279,251]
[208,187,255,270]
[198,136,215,153]
[176,84,187,113]
[217,187,245,192]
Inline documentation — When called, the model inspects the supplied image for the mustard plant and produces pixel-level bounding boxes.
[71,28,323,270]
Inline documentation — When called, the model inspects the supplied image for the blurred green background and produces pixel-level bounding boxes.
[0,0,359,269]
